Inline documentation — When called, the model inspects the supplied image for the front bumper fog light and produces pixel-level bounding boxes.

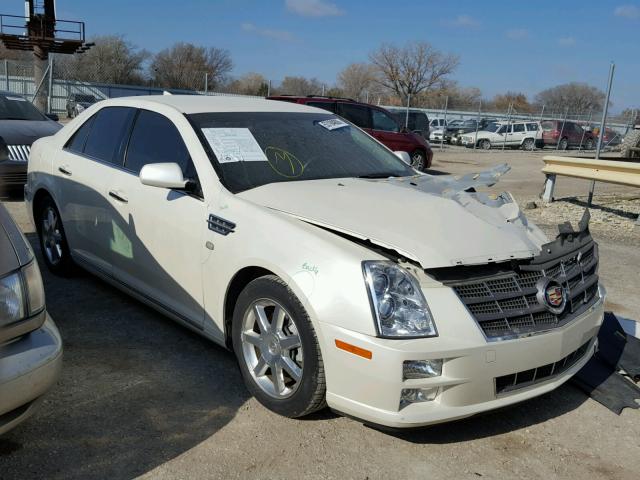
[400,387,439,408]
[403,359,442,379]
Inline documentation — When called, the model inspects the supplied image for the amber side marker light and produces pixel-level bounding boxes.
[335,339,372,359]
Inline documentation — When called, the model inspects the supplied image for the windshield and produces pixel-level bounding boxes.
[189,112,415,193]
[0,95,46,121]
[484,122,500,132]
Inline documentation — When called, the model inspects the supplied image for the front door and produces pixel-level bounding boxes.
[107,109,207,327]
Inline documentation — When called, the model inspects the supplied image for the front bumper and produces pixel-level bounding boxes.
[0,314,63,435]
[320,295,603,428]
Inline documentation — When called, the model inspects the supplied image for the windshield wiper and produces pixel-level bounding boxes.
[356,173,398,179]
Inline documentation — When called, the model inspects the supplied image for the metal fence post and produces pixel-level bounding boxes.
[538,104,545,124]
[440,96,448,151]
[502,103,512,151]
[3,59,8,91]
[267,79,271,97]
[204,72,208,93]
[404,93,410,129]
[578,108,592,150]
[589,62,615,206]
[555,107,569,150]
[473,99,481,150]
[47,56,53,114]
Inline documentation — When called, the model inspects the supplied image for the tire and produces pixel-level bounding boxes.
[36,196,75,276]
[480,139,491,150]
[522,138,535,151]
[232,275,326,418]
[621,129,640,158]
[584,137,594,150]
[410,150,426,171]
[558,137,568,150]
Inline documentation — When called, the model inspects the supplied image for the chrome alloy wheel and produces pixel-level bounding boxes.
[42,206,63,266]
[240,299,304,399]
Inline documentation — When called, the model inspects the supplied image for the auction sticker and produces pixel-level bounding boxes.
[317,118,349,131]
[202,128,268,163]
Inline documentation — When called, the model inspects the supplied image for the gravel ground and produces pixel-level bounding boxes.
[1,147,638,479]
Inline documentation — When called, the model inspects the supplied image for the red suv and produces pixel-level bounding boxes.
[267,95,433,170]
[538,120,595,150]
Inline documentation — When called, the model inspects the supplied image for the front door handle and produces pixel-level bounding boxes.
[58,165,72,176]
[108,190,128,204]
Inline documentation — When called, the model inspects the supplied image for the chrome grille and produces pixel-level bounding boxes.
[7,144,31,162]
[448,242,599,340]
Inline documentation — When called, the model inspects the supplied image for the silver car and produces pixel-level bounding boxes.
[0,202,62,435]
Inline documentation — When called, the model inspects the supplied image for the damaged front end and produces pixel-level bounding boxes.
[427,209,601,341]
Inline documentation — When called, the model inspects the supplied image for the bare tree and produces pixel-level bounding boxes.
[276,76,323,96]
[150,43,233,90]
[369,41,459,102]
[225,72,269,95]
[534,83,607,114]
[337,63,379,101]
[56,35,149,85]
[491,91,532,113]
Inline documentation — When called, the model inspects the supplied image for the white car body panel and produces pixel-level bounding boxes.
[24,96,604,428]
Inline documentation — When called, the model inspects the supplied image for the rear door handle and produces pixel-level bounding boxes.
[108,190,128,204]
[58,165,72,176]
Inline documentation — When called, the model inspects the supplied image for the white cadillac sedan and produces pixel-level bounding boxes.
[25,96,604,427]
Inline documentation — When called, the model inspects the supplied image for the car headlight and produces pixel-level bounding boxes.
[363,261,437,338]
[0,261,45,327]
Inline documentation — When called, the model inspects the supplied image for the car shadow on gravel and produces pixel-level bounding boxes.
[0,235,250,480]
[563,197,639,221]
[379,384,590,444]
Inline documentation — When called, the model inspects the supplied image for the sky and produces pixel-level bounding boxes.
[17,0,640,111]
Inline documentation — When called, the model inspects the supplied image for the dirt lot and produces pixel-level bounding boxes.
[1,148,639,480]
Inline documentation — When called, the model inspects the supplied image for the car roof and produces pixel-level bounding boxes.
[94,95,328,115]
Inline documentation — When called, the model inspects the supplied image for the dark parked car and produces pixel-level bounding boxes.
[538,120,595,150]
[0,91,61,197]
[0,201,62,435]
[267,95,433,170]
[66,93,98,118]
[390,109,430,139]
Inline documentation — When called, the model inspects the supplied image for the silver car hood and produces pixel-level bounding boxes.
[238,165,548,269]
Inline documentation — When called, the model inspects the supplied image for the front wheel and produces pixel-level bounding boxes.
[37,196,75,276]
[584,138,594,150]
[232,275,326,418]
[522,138,535,151]
[410,150,426,171]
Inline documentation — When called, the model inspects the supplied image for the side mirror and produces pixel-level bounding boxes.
[394,151,411,164]
[45,113,59,122]
[140,163,188,189]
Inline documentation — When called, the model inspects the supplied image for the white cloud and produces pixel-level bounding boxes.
[241,23,294,42]
[558,36,576,46]
[446,14,480,27]
[614,4,640,19]
[506,28,529,39]
[285,0,344,17]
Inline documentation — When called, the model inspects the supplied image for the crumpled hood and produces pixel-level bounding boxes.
[0,119,61,145]
[238,166,548,269]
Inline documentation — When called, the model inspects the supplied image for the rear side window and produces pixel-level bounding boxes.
[337,103,371,129]
[65,115,95,153]
[307,101,335,113]
[541,121,554,131]
[512,123,525,133]
[84,107,136,165]
[124,110,193,177]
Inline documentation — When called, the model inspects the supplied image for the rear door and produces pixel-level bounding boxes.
[370,108,410,151]
[55,106,136,274]
[510,123,527,145]
[108,109,207,327]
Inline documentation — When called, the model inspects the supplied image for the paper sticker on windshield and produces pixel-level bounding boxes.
[5,96,26,102]
[201,128,267,163]
[317,118,349,131]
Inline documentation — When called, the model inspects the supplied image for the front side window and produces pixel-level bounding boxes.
[371,109,399,132]
[337,103,371,129]
[189,112,415,193]
[124,110,193,176]
[497,125,508,134]
[83,107,136,165]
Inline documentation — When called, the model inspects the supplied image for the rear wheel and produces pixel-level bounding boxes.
[480,139,491,150]
[558,137,569,150]
[37,196,75,276]
[232,275,326,418]
[584,137,594,150]
[522,138,535,151]
[410,150,426,171]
